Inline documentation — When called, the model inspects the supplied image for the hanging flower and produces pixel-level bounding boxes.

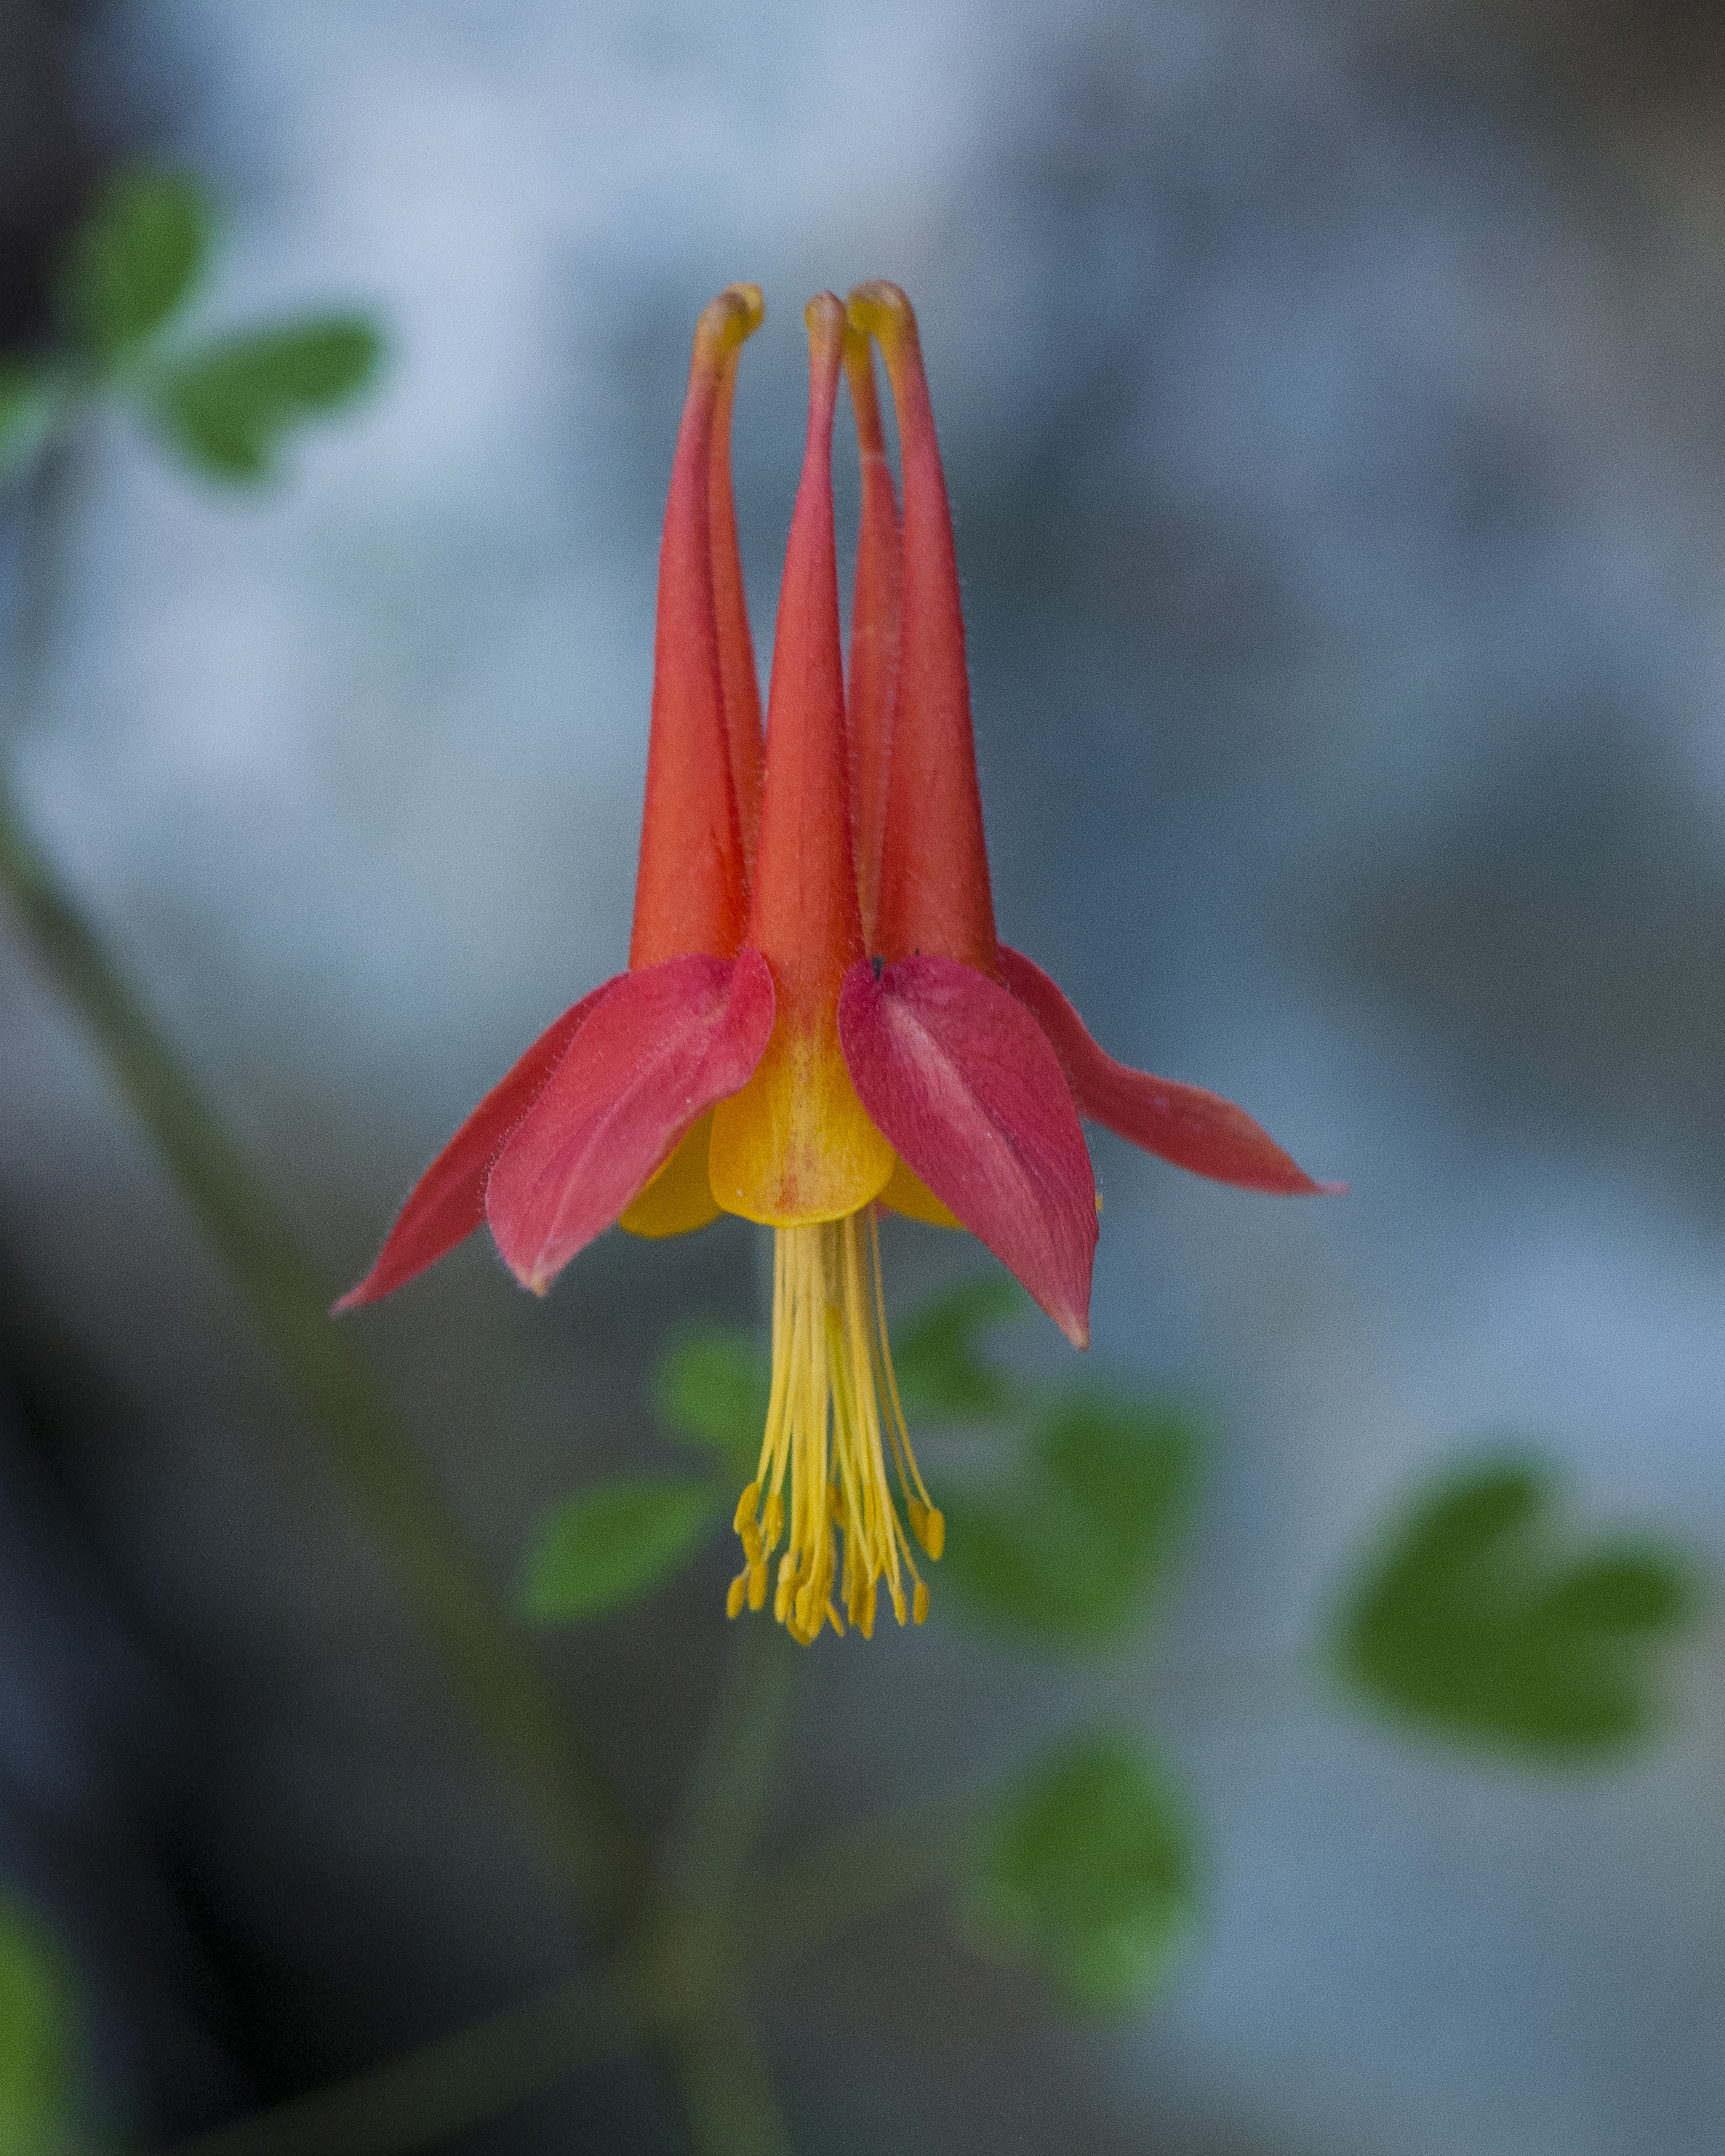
[337,281,1337,1645]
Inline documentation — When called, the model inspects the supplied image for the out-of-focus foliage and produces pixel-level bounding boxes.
[0,366,57,483]
[0,1897,74,2156]
[58,167,211,366]
[970,1732,1200,2016]
[652,1323,768,1482]
[514,1286,1700,2072]
[517,1470,720,1624]
[143,319,381,481]
[519,1318,768,1627]
[891,1275,1029,1422]
[0,162,381,496]
[1332,1454,1699,1756]
[939,1393,1201,1648]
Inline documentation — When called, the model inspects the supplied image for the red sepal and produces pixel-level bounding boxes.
[837,954,1097,1348]
[998,946,1340,1196]
[333,982,613,1311]
[486,950,775,1292]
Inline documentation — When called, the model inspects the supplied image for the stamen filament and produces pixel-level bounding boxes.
[728,1211,942,1643]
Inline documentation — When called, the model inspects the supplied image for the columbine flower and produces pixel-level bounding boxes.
[338,280,1336,1644]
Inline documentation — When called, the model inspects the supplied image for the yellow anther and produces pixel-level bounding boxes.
[765,1489,785,1547]
[747,1561,768,1611]
[912,1580,930,1624]
[921,1507,945,1560]
[734,1482,761,1535]
[726,1573,747,1619]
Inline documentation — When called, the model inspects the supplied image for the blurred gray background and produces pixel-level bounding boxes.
[2,0,1723,2149]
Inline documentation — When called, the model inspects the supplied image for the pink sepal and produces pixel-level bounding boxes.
[486,950,775,1293]
[998,945,1341,1196]
[334,982,614,1312]
[837,954,1097,1348]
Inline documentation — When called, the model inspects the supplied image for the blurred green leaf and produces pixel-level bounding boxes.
[970,1732,1200,2016]
[1332,1453,1699,1756]
[144,315,383,481]
[937,1393,1201,1646]
[0,366,57,485]
[653,1323,768,1481]
[892,1274,1028,1421]
[0,1897,74,2154]
[518,1471,720,1624]
[60,167,210,365]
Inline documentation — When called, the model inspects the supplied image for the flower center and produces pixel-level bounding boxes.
[728,1212,943,1643]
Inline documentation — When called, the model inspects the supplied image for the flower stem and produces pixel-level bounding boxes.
[660,1997,796,2156]
[160,1971,641,2156]
[661,1617,801,1920]
[741,1794,974,1978]
[143,1785,967,2156]
[0,448,644,1928]
[640,1608,802,2152]
[0,434,81,740]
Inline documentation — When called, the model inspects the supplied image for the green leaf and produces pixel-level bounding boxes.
[1332,1453,1700,1756]
[970,1732,1200,2016]
[937,1393,1201,1646]
[0,1897,74,2154]
[892,1274,1029,1421]
[518,1471,720,1624]
[0,365,57,485]
[60,167,210,364]
[143,315,383,481]
[652,1324,769,1481]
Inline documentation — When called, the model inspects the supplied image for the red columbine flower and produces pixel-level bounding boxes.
[338,280,1337,1646]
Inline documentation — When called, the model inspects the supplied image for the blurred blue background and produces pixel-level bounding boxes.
[2,0,1723,2149]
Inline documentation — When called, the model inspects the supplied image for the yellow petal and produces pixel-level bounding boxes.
[877,1154,964,1229]
[709,1024,893,1226]
[619,1110,723,1238]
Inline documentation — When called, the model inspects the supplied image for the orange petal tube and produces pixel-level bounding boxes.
[841,320,901,950]
[709,295,895,1224]
[629,282,763,971]
[710,315,765,871]
[846,282,998,977]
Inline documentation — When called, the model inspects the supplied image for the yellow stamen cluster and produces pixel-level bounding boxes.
[728,1213,943,1643]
